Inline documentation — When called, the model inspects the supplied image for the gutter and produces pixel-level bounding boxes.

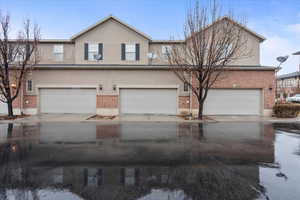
[189,72,192,115]
[32,64,277,71]
[20,83,24,115]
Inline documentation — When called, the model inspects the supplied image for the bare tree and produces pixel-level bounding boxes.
[167,0,249,119]
[0,12,40,117]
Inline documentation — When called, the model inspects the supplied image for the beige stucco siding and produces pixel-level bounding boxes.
[35,17,262,66]
[74,19,149,65]
[204,21,261,66]
[29,69,188,95]
[149,32,260,66]
[37,43,75,64]
[149,43,182,65]
[229,32,260,65]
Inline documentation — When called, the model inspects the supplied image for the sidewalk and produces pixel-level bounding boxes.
[1,113,300,123]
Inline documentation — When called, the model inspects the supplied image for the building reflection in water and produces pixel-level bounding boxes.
[0,122,276,200]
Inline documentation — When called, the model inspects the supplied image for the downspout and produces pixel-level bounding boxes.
[20,81,24,115]
[189,72,192,115]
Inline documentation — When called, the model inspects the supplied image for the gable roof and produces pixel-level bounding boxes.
[70,15,151,40]
[204,16,266,42]
[12,15,264,44]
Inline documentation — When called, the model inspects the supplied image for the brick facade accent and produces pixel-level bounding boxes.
[12,97,20,107]
[23,95,37,108]
[277,87,300,99]
[11,95,37,109]
[96,124,120,139]
[191,70,275,109]
[97,95,118,108]
[179,96,190,109]
[8,70,275,115]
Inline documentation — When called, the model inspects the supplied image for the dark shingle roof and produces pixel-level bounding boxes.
[277,71,300,79]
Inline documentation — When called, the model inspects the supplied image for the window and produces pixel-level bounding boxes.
[220,44,233,60]
[88,44,98,61]
[162,45,172,58]
[15,53,23,62]
[26,80,33,92]
[125,44,136,61]
[124,168,135,185]
[184,82,189,92]
[53,45,64,61]
[15,45,26,62]
[52,168,63,184]
[83,168,103,186]
[84,43,103,61]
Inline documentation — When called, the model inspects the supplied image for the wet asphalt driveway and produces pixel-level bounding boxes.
[0,122,300,200]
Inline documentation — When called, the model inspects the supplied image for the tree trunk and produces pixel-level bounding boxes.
[197,123,204,140]
[7,123,13,138]
[198,101,203,120]
[7,100,14,117]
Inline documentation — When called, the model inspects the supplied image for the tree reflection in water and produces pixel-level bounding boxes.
[0,122,274,200]
[0,123,40,200]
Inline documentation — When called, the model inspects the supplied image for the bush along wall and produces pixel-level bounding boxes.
[273,103,300,118]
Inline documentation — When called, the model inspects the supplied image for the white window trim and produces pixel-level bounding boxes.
[125,44,136,61]
[53,45,64,61]
[88,43,99,61]
[161,45,172,59]
[15,45,26,62]
[124,168,135,185]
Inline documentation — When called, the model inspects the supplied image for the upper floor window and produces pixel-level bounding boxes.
[121,43,140,61]
[53,45,64,61]
[15,52,23,62]
[15,45,26,62]
[125,44,135,61]
[162,45,172,59]
[88,44,98,61]
[84,43,103,61]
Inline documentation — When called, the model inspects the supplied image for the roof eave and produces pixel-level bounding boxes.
[32,64,276,71]
[150,40,185,44]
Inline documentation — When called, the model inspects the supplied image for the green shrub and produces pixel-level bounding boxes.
[273,103,300,118]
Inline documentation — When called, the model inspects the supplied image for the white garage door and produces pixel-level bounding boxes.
[40,88,96,114]
[0,100,7,114]
[203,89,261,115]
[120,88,177,115]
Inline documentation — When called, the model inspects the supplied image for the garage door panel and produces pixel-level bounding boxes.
[0,101,7,114]
[204,89,261,115]
[120,89,177,115]
[40,88,96,114]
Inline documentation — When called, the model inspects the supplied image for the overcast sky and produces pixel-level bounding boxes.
[1,0,299,74]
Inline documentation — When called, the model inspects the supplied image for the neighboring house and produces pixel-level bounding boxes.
[0,15,275,116]
[276,51,300,100]
[277,72,300,99]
